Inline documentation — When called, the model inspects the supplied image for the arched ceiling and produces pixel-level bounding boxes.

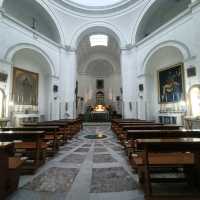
[3,0,61,43]
[12,48,52,75]
[77,34,121,76]
[146,46,184,75]
[86,60,114,77]
[52,0,140,15]
[136,0,191,42]
[67,0,124,7]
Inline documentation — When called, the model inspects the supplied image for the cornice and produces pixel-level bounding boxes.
[49,0,142,17]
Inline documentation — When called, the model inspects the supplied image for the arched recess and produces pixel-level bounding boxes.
[144,45,186,120]
[2,0,64,44]
[6,45,55,120]
[76,25,122,116]
[134,0,191,43]
[141,40,191,75]
[4,43,55,76]
[80,54,120,74]
[70,22,127,49]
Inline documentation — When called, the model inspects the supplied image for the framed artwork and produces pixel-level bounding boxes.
[12,67,39,105]
[96,79,104,89]
[158,63,185,104]
[0,72,8,82]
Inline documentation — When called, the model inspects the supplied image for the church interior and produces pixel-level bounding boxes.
[1,0,200,199]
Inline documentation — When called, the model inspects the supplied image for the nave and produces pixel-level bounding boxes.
[9,124,143,200]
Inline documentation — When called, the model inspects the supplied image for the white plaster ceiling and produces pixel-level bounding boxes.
[67,0,124,7]
[86,60,114,77]
[51,0,140,15]
[136,0,190,42]
[77,34,121,76]
[3,0,60,43]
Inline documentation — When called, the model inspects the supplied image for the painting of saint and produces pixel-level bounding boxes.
[158,63,185,103]
[12,67,38,105]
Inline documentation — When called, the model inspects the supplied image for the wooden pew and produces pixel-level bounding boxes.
[113,122,162,135]
[45,119,82,135]
[118,125,180,154]
[136,138,200,200]
[115,124,178,145]
[1,126,60,156]
[0,142,24,200]
[125,129,200,158]
[111,119,156,131]
[23,122,69,144]
[0,130,46,174]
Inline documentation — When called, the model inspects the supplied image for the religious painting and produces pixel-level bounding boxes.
[96,79,104,89]
[158,63,185,104]
[12,67,39,105]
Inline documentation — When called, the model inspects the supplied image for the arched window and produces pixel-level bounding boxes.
[188,85,200,117]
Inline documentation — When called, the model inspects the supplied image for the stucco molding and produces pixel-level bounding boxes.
[2,0,65,46]
[140,40,192,76]
[4,43,56,76]
[70,21,127,49]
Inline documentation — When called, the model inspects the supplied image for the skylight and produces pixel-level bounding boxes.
[90,35,108,47]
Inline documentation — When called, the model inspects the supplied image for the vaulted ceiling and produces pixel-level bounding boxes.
[77,34,121,76]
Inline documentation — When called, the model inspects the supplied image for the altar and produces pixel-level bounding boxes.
[90,105,109,122]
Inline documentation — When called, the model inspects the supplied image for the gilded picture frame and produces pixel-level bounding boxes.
[158,63,185,104]
[12,67,39,105]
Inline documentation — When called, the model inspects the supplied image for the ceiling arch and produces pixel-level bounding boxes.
[70,22,127,49]
[142,40,192,76]
[134,0,191,43]
[5,43,56,76]
[85,59,114,77]
[52,0,141,15]
[3,0,63,44]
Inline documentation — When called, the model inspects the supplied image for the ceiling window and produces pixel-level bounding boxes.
[90,35,108,47]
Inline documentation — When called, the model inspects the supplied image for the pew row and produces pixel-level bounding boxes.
[136,138,200,200]
[0,130,46,174]
[0,142,24,200]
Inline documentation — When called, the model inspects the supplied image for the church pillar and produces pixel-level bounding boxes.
[48,75,60,120]
[121,48,138,119]
[0,0,3,7]
[59,48,77,119]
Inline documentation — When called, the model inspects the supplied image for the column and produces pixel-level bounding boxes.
[59,48,77,119]
[48,75,60,120]
[121,48,138,119]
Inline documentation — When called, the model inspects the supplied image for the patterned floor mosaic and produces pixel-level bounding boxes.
[9,123,143,200]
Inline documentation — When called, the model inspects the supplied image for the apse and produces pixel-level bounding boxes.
[76,31,122,116]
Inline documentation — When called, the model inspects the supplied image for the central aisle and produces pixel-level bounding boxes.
[10,124,144,200]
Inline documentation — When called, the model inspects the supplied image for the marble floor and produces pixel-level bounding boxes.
[8,123,144,200]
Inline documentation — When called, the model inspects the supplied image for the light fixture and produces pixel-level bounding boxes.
[97,133,103,138]
[89,35,108,47]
